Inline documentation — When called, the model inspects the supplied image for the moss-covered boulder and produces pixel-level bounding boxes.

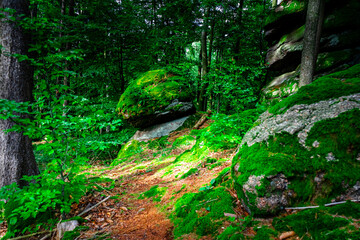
[117,69,195,128]
[232,65,360,216]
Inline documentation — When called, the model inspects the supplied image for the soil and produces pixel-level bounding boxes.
[40,120,235,240]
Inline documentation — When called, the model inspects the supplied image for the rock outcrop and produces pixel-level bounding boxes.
[232,65,360,216]
[131,116,190,142]
[117,69,195,128]
[262,0,360,105]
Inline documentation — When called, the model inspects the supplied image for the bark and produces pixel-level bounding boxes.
[0,0,39,188]
[198,8,209,111]
[233,0,244,63]
[208,16,215,66]
[198,30,208,111]
[299,0,325,87]
[119,41,125,94]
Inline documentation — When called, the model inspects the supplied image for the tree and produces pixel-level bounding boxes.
[0,0,39,188]
[299,0,325,87]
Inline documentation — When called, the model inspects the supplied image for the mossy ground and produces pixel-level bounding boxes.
[273,206,360,240]
[171,187,236,238]
[138,185,168,202]
[217,203,360,240]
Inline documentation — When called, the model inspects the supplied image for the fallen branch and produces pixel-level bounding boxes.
[78,195,112,217]
[39,233,51,240]
[193,110,211,129]
[8,229,55,240]
[285,200,360,210]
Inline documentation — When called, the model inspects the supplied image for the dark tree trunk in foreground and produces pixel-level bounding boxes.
[299,0,325,87]
[0,0,39,188]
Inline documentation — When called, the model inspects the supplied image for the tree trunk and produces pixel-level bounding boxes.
[0,0,39,188]
[299,0,325,87]
[208,16,215,66]
[198,30,208,111]
[233,0,244,63]
[198,7,209,111]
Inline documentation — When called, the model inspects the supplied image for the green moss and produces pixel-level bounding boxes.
[117,69,192,120]
[273,208,351,239]
[254,226,277,240]
[148,136,170,150]
[278,25,305,45]
[269,64,360,114]
[192,109,264,152]
[265,0,305,26]
[172,135,195,148]
[173,139,210,164]
[180,168,198,179]
[323,228,360,240]
[211,167,231,187]
[316,49,355,72]
[217,225,245,240]
[138,185,168,202]
[172,187,235,238]
[327,63,360,78]
[232,108,360,215]
[111,140,144,165]
[328,201,360,218]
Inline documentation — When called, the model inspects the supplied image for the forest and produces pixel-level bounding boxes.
[0,0,359,239]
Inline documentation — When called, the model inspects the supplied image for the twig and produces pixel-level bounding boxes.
[8,229,55,240]
[285,200,360,210]
[39,233,51,240]
[77,195,112,217]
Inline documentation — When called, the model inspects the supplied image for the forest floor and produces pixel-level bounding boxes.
[71,121,236,240]
[2,118,358,240]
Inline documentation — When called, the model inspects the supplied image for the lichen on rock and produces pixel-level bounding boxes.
[232,66,360,216]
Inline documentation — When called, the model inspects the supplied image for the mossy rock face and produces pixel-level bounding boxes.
[260,70,299,106]
[264,0,305,44]
[264,0,360,99]
[117,69,195,128]
[316,49,360,73]
[232,66,360,216]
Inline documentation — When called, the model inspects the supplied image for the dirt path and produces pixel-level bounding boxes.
[77,154,233,239]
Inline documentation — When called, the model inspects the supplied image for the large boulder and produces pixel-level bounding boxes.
[117,69,195,128]
[262,0,360,105]
[232,65,360,216]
